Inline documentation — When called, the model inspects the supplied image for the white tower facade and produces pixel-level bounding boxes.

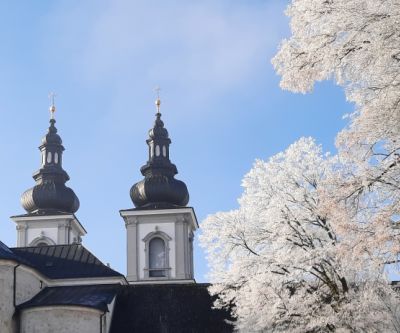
[121,208,197,283]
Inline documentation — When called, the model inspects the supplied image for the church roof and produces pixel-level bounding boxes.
[0,240,20,261]
[17,285,118,312]
[10,244,122,279]
[109,284,233,333]
[16,283,234,332]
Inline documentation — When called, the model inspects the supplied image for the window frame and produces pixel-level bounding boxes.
[142,230,172,279]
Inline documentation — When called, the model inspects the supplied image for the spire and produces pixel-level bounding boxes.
[20,97,80,214]
[130,95,189,209]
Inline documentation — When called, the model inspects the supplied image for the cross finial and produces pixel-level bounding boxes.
[48,92,57,120]
[154,86,161,114]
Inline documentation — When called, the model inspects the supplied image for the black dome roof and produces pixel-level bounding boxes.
[130,175,189,209]
[21,181,80,214]
[21,118,80,214]
[130,111,189,209]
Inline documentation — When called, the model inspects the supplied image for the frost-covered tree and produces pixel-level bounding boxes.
[202,1,400,330]
[272,0,400,217]
[200,138,400,332]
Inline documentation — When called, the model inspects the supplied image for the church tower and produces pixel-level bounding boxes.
[11,100,86,247]
[120,97,198,284]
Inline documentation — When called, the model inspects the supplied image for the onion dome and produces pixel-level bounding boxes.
[21,103,80,214]
[130,98,189,209]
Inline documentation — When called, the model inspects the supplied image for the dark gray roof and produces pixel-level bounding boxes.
[17,285,118,312]
[110,284,233,333]
[0,240,20,261]
[11,244,123,279]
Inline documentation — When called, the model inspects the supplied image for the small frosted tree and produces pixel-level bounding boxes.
[200,138,400,332]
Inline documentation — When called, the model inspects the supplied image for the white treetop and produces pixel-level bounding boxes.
[200,138,400,332]
[272,0,400,145]
[272,0,400,214]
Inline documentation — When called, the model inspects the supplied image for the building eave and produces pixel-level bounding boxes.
[11,213,87,235]
[120,206,199,229]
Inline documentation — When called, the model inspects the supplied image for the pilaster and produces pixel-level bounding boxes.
[175,215,186,279]
[57,220,71,244]
[16,224,27,247]
[125,216,139,282]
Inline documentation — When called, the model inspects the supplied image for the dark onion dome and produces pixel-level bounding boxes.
[130,100,189,209]
[21,107,80,214]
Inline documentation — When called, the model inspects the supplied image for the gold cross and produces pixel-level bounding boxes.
[154,86,161,113]
[48,92,57,119]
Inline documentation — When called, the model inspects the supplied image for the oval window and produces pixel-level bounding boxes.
[54,152,59,164]
[162,146,167,157]
[47,152,52,164]
[155,145,160,156]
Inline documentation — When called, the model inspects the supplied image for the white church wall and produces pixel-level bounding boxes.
[138,221,176,279]
[20,306,102,333]
[15,266,44,306]
[0,262,17,333]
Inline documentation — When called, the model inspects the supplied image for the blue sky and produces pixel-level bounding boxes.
[0,1,352,282]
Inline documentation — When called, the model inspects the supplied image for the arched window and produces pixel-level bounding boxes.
[143,230,171,279]
[149,237,166,277]
[29,235,56,247]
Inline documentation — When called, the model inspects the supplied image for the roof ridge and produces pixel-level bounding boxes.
[11,243,83,250]
[77,244,109,267]
[10,244,123,279]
